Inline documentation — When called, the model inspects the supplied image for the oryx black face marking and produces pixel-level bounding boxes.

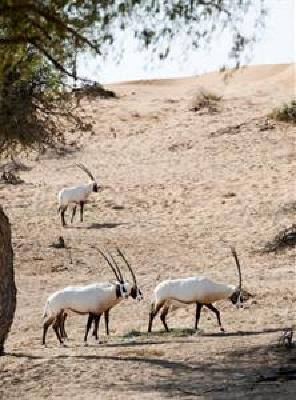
[229,290,244,306]
[115,284,122,298]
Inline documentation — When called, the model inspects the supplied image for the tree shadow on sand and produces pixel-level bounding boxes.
[46,340,295,400]
[4,328,295,400]
[200,327,283,338]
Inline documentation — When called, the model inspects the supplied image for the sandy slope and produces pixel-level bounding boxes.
[0,64,295,399]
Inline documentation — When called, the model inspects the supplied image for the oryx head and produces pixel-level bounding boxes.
[229,247,253,309]
[76,163,99,192]
[117,247,143,301]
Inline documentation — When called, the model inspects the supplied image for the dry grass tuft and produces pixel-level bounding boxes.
[262,224,296,253]
[190,89,222,113]
[0,171,24,185]
[269,100,296,124]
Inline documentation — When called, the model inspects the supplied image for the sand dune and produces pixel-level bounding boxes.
[0,64,295,400]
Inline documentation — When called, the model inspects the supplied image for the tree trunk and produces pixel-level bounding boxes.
[0,207,16,355]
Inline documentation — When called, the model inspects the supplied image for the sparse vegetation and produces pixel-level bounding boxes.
[262,225,296,253]
[269,100,296,124]
[123,328,197,339]
[190,90,222,113]
[0,171,24,185]
[123,329,145,338]
[72,83,116,100]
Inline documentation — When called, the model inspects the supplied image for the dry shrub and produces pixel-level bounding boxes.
[0,171,24,185]
[72,82,116,103]
[190,89,222,113]
[269,100,296,124]
[0,158,31,174]
[262,225,296,253]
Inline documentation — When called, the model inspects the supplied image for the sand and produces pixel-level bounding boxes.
[0,63,295,399]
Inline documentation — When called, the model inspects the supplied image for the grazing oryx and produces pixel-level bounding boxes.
[42,247,134,345]
[59,248,143,343]
[84,248,143,341]
[58,163,100,227]
[148,247,252,333]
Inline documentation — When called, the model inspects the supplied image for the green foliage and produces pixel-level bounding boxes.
[270,100,296,124]
[0,50,92,157]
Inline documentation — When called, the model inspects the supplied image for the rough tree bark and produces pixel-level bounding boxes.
[0,206,16,355]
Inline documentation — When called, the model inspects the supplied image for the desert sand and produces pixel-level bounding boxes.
[0,64,295,399]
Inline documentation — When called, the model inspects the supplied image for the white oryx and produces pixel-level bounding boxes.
[58,163,100,227]
[148,248,252,333]
[59,247,143,342]
[42,247,142,345]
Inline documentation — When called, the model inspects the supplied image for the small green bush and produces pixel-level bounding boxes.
[270,100,296,124]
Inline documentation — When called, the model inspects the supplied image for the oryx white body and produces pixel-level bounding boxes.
[153,277,236,307]
[43,282,125,320]
[58,182,94,208]
[148,247,246,334]
[42,281,128,345]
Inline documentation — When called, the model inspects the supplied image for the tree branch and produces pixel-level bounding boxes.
[29,39,76,79]
[26,17,53,41]
[0,36,39,45]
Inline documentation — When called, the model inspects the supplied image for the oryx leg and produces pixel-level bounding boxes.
[60,312,68,339]
[60,206,68,227]
[160,305,170,332]
[104,310,110,336]
[195,302,203,330]
[205,304,224,332]
[148,301,165,333]
[71,206,77,224]
[84,313,95,343]
[42,316,55,345]
[92,314,101,340]
[53,311,64,345]
[79,201,85,222]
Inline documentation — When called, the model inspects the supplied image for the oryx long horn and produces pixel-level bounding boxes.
[107,251,124,283]
[116,247,137,286]
[76,163,95,181]
[93,246,120,281]
[231,247,242,290]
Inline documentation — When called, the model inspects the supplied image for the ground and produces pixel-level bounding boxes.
[0,64,295,399]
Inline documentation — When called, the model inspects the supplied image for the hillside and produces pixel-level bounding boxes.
[0,63,295,400]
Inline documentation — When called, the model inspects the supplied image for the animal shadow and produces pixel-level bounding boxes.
[87,222,127,230]
[67,222,126,230]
